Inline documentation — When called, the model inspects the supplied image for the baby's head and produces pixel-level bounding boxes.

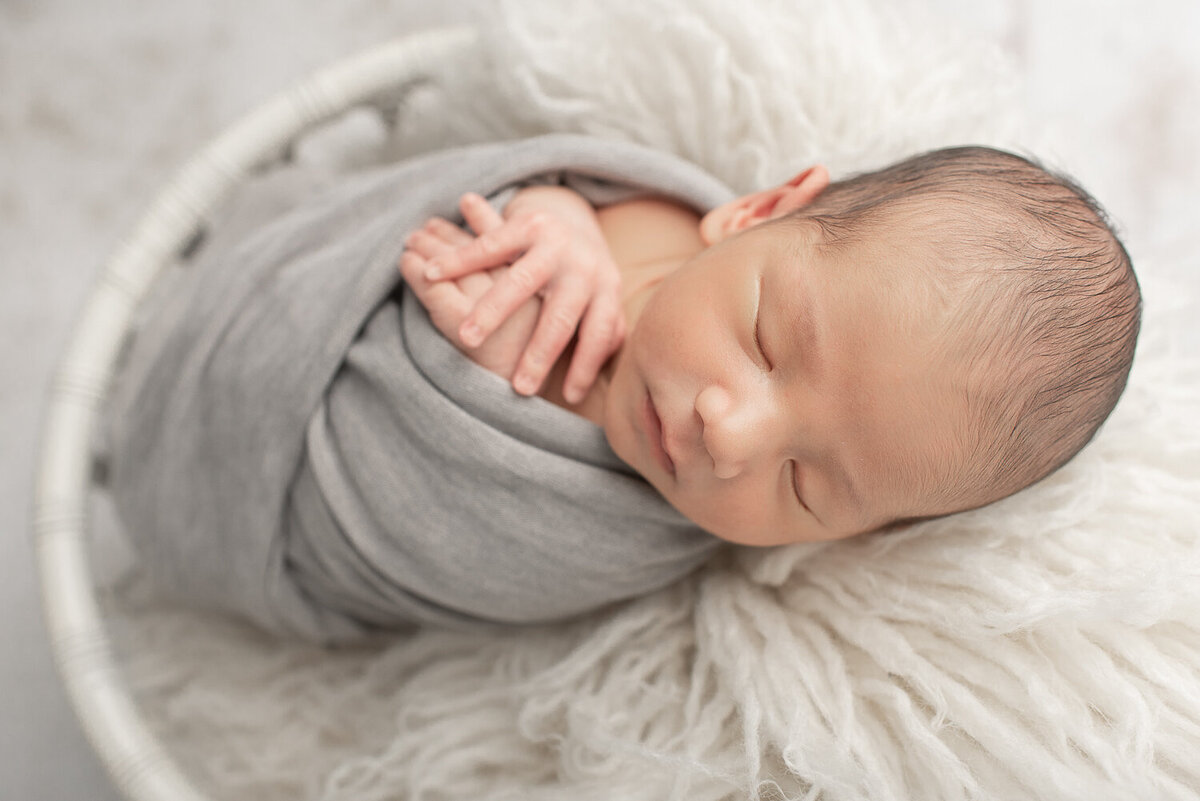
[603,146,1140,545]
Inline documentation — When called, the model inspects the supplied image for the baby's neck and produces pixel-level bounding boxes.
[537,196,706,424]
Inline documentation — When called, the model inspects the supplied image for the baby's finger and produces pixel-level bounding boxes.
[510,278,593,396]
[405,228,459,261]
[562,293,625,403]
[460,192,505,235]
[424,215,536,281]
[399,251,473,336]
[423,216,474,248]
[458,245,555,347]
[399,248,431,286]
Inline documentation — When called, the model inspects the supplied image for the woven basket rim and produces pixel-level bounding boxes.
[32,26,477,801]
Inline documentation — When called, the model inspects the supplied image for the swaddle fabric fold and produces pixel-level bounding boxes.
[101,135,733,641]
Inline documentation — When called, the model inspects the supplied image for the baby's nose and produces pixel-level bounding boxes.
[695,385,767,479]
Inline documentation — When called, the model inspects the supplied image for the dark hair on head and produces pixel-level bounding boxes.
[781,146,1141,511]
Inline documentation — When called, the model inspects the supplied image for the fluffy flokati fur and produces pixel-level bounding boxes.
[98,1,1200,798]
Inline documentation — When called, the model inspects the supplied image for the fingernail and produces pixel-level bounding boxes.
[564,385,583,404]
[424,261,442,281]
[514,373,537,394]
[461,323,482,346]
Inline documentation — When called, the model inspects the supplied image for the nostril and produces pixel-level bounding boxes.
[696,385,736,475]
[699,417,715,463]
[700,409,745,479]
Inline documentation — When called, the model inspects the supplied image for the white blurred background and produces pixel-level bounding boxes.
[2,1,1196,797]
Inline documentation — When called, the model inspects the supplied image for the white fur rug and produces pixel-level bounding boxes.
[96,1,1200,799]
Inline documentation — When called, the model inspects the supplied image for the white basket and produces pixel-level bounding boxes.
[32,27,477,801]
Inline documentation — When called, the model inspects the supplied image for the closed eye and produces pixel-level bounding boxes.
[791,461,813,515]
[753,275,772,370]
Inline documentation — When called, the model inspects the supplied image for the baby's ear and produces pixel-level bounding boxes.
[699,165,830,245]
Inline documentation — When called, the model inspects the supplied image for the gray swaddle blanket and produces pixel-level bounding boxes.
[101,134,734,642]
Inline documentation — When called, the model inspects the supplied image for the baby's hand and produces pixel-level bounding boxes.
[400,217,541,383]
[422,192,625,403]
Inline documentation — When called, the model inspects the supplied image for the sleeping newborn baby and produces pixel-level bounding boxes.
[101,135,1139,642]
[402,145,1141,546]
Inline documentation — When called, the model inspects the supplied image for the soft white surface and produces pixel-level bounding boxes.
[4,1,1199,799]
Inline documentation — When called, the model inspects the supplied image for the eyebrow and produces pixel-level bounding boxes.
[771,247,825,382]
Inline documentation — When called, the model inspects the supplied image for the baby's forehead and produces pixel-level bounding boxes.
[791,230,967,334]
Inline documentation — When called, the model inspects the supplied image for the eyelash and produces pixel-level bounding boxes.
[790,461,811,513]
[753,279,771,370]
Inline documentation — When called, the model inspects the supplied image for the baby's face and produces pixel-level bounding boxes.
[603,219,971,545]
